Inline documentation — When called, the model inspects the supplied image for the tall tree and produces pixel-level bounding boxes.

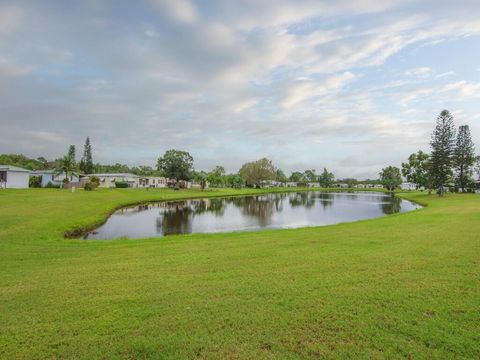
[157,149,194,181]
[318,168,335,188]
[238,158,276,187]
[401,150,431,190]
[276,169,288,183]
[430,110,456,195]
[79,137,94,174]
[379,166,402,191]
[453,125,475,192]
[57,145,77,182]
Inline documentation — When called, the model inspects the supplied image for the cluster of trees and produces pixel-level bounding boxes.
[380,110,478,194]
[155,152,338,189]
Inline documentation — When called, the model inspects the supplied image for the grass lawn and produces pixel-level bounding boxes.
[0,188,479,359]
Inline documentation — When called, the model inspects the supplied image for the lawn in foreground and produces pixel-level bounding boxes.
[0,188,479,359]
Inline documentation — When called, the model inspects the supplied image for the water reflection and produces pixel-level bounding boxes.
[86,192,420,239]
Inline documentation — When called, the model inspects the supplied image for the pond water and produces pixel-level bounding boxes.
[85,192,420,239]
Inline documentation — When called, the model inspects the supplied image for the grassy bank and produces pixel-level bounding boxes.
[0,188,479,359]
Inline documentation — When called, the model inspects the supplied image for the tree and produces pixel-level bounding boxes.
[57,145,77,182]
[225,174,245,188]
[79,137,93,174]
[207,166,226,188]
[238,158,276,187]
[157,149,194,181]
[302,169,317,183]
[401,150,431,190]
[276,169,288,183]
[453,125,475,192]
[430,110,456,195]
[318,168,335,188]
[289,171,303,182]
[379,166,402,191]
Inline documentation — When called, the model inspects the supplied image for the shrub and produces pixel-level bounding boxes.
[84,182,96,191]
[45,181,60,189]
[115,182,129,188]
[90,176,100,187]
[29,176,42,188]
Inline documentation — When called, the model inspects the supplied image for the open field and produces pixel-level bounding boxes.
[0,188,479,359]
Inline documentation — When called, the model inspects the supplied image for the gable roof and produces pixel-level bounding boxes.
[0,165,31,173]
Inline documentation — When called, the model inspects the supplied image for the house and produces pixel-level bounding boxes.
[357,183,366,189]
[30,170,79,187]
[373,184,384,189]
[138,176,168,188]
[285,182,298,187]
[307,182,320,188]
[90,173,140,188]
[400,182,417,191]
[0,165,30,189]
[336,183,349,188]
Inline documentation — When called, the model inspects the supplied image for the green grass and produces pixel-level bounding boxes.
[0,188,479,359]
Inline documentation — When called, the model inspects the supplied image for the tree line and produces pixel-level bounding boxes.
[379,110,478,194]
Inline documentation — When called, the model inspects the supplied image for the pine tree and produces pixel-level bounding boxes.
[430,110,456,196]
[453,125,475,192]
[80,137,94,174]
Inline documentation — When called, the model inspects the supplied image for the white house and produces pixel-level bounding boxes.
[138,176,168,188]
[30,170,79,187]
[91,173,140,188]
[400,182,417,191]
[0,165,30,189]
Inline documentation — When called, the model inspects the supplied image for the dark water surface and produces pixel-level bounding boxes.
[85,192,420,239]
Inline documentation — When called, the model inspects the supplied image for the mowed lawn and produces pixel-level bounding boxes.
[0,188,479,359]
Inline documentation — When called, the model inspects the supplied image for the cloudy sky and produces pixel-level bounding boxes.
[1,0,479,178]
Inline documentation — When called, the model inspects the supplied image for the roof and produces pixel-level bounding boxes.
[88,173,139,178]
[0,165,31,173]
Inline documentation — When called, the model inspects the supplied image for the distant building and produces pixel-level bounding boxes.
[90,173,140,188]
[307,182,320,188]
[285,182,298,187]
[336,183,349,188]
[30,170,79,187]
[0,165,30,189]
[138,176,168,188]
[400,182,417,191]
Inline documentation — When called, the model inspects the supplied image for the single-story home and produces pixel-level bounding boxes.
[285,182,298,187]
[30,170,79,187]
[306,182,320,188]
[138,176,168,188]
[0,165,30,189]
[400,182,417,191]
[90,173,140,188]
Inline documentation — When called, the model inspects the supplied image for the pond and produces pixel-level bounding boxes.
[85,192,420,239]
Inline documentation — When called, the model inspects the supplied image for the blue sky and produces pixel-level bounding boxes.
[0,0,479,178]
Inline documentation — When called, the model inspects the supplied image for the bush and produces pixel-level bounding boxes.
[45,181,60,189]
[29,176,42,188]
[115,182,129,188]
[84,182,96,191]
[90,176,100,187]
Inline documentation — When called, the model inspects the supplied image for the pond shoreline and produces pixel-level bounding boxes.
[80,190,421,240]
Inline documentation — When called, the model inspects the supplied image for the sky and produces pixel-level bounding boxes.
[0,0,479,179]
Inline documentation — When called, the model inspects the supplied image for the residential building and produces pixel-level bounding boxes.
[30,170,79,187]
[400,182,417,191]
[138,176,168,188]
[0,165,30,189]
[90,173,140,188]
